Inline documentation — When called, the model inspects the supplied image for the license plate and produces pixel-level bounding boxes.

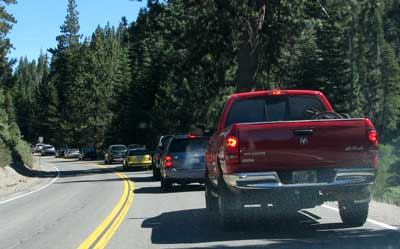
[292,170,317,184]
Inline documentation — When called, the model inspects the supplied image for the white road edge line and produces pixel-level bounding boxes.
[322,204,399,231]
[0,163,60,205]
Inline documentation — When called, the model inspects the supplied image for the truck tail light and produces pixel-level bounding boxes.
[368,130,378,145]
[272,90,282,95]
[365,119,378,146]
[165,155,173,168]
[225,135,239,164]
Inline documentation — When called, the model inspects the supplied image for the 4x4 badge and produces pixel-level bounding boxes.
[300,137,308,145]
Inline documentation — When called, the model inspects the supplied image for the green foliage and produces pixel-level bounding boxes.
[0,141,11,167]
[372,144,400,205]
[373,144,397,200]
[55,0,80,50]
[9,0,400,155]
[14,140,32,168]
[383,187,400,206]
[0,0,32,168]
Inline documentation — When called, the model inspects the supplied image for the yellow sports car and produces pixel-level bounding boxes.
[123,148,152,170]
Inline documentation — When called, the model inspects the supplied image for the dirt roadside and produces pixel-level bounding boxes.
[0,156,56,202]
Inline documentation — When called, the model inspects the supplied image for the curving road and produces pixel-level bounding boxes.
[0,157,399,249]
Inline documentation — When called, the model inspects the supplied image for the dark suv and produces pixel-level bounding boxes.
[152,135,173,180]
[79,147,97,160]
[160,135,209,191]
[104,145,127,164]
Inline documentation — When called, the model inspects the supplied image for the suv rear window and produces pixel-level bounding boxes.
[111,145,127,151]
[128,149,150,156]
[226,95,326,126]
[168,138,209,153]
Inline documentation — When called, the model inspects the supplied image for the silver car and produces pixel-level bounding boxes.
[160,135,209,191]
[64,148,80,159]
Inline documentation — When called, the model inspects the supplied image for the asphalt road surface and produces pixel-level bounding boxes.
[0,157,399,249]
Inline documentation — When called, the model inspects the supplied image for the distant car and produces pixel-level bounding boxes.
[152,135,173,180]
[123,148,152,171]
[104,145,127,164]
[64,148,80,159]
[55,147,67,158]
[34,143,45,153]
[41,145,56,156]
[160,135,209,191]
[79,147,97,160]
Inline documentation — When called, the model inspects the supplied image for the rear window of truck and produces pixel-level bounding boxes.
[226,95,326,126]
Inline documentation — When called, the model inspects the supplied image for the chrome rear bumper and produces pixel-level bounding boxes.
[223,168,376,190]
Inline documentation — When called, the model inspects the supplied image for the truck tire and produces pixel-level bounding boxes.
[205,180,218,214]
[217,176,241,228]
[339,201,369,226]
[161,177,172,192]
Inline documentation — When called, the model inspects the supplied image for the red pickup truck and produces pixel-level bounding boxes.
[204,90,378,227]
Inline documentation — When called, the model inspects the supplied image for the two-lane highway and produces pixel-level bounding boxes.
[1,157,400,249]
[0,158,130,249]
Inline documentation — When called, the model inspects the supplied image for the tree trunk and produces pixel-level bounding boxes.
[236,42,258,92]
[235,0,267,93]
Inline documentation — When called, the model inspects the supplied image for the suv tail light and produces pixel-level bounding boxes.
[225,135,239,164]
[165,155,173,168]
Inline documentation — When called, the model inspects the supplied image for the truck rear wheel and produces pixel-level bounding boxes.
[205,180,218,214]
[217,176,242,228]
[339,201,369,226]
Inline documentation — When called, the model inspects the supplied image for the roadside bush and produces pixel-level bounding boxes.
[14,140,33,169]
[0,141,12,168]
[383,187,400,206]
[373,144,396,200]
[372,144,400,204]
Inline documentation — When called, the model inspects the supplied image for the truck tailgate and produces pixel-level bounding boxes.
[236,119,373,172]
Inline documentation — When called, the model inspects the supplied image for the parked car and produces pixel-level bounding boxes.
[79,147,97,160]
[104,145,127,164]
[160,135,209,191]
[152,135,173,180]
[34,143,45,153]
[55,147,67,158]
[123,148,152,171]
[64,148,80,159]
[204,89,378,227]
[41,144,55,156]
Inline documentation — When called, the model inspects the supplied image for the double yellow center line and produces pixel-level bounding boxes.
[78,165,135,249]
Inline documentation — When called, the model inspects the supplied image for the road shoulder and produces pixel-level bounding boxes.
[0,156,56,204]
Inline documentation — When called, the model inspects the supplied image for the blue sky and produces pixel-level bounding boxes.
[7,0,148,61]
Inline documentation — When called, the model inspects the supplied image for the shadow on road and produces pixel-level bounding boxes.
[134,184,204,194]
[11,158,125,179]
[141,208,400,249]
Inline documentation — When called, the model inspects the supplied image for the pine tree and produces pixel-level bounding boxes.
[56,0,81,50]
